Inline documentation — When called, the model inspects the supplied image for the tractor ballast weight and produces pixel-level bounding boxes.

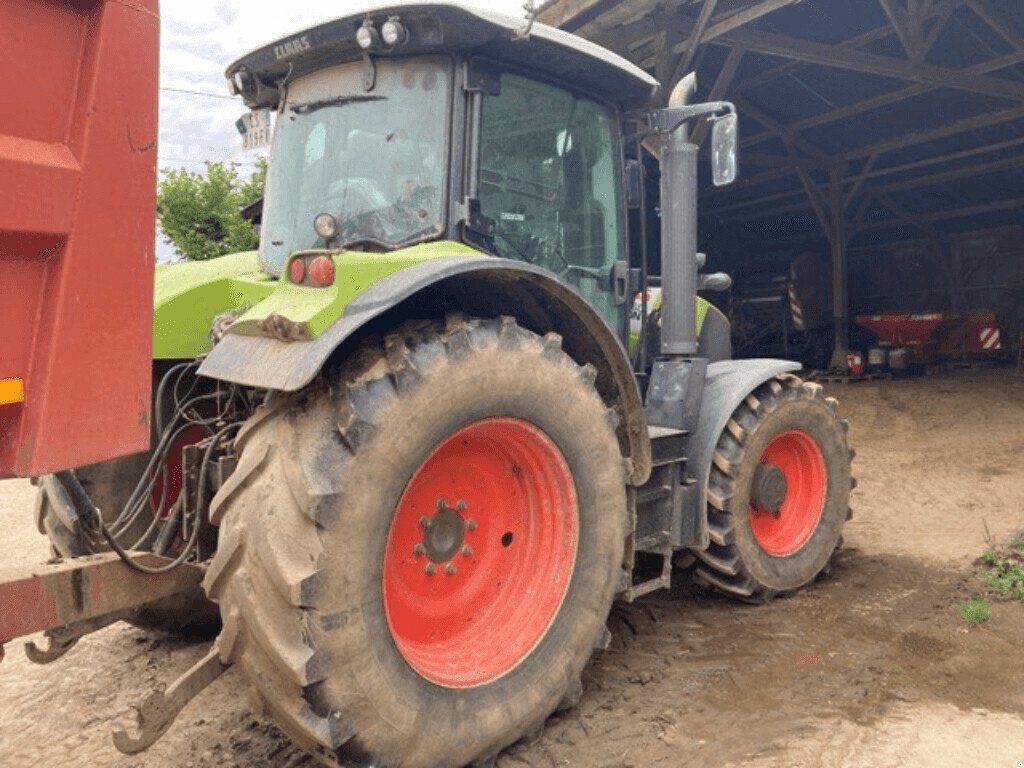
[13,5,854,766]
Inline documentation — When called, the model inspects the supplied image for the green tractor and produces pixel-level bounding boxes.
[38,4,853,766]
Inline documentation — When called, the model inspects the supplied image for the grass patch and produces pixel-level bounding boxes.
[977,540,1024,601]
[961,532,1024,626]
[959,596,993,626]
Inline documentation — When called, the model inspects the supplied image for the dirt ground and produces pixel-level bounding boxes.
[2,369,1023,768]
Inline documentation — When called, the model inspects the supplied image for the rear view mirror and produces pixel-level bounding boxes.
[711,113,738,187]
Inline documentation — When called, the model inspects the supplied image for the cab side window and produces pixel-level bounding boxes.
[478,74,625,322]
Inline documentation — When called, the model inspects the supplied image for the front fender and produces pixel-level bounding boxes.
[683,359,801,549]
[199,256,652,484]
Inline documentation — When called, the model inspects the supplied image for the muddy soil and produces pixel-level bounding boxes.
[2,369,1023,767]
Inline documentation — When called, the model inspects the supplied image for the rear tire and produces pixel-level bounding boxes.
[693,374,853,602]
[204,316,628,767]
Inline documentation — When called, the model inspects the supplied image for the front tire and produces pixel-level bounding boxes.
[204,316,628,767]
[693,374,853,602]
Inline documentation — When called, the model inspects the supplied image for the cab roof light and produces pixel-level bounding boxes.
[357,20,379,50]
[381,17,409,47]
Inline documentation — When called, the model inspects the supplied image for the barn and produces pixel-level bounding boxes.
[539,0,1024,373]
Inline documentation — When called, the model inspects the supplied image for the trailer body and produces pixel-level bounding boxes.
[0,0,159,478]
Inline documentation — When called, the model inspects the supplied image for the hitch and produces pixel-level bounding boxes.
[0,552,205,663]
[113,644,230,754]
[25,611,129,664]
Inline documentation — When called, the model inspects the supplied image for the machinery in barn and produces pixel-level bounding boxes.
[727,251,835,369]
[1,4,855,766]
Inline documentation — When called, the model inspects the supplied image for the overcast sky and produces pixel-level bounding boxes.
[157,1,526,259]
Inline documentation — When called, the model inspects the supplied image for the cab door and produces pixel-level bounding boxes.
[476,72,628,339]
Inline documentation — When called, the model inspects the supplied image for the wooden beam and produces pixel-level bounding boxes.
[741,152,832,170]
[849,191,876,233]
[883,153,1024,192]
[878,0,923,60]
[796,166,832,236]
[735,96,833,163]
[604,0,800,72]
[673,0,723,84]
[709,151,1024,221]
[736,23,908,93]
[731,0,960,93]
[857,134,1024,181]
[839,103,1024,161]
[965,0,1024,53]
[714,25,1024,102]
[711,115,1024,204]
[876,191,940,237]
[702,0,799,40]
[741,50,1024,149]
[842,154,879,215]
[828,167,850,369]
[856,196,1024,230]
[922,0,956,51]
[536,0,615,32]
[691,46,746,146]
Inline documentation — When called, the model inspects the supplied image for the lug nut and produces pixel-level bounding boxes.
[424,563,436,575]
[436,498,446,510]
[445,563,457,575]
[466,519,478,531]
[419,516,429,529]
[413,543,425,555]
[462,545,473,557]
[455,500,467,510]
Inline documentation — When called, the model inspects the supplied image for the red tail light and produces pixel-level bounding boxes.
[308,255,336,286]
[288,258,306,284]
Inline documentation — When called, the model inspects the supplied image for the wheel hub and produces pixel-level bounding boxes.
[751,463,787,516]
[420,501,466,564]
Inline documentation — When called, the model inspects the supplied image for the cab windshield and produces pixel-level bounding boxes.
[260,57,451,275]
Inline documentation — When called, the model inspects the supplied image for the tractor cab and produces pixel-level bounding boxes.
[228,2,659,332]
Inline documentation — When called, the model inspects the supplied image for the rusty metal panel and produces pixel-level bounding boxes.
[0,0,160,477]
[0,553,204,651]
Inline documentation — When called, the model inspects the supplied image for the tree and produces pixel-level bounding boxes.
[156,158,266,261]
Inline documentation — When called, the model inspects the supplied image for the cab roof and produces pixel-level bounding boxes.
[226,1,660,111]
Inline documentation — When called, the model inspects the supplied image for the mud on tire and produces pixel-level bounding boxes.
[693,374,854,602]
[204,316,629,768]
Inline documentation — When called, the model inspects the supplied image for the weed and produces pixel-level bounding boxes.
[975,537,1024,602]
[959,596,992,626]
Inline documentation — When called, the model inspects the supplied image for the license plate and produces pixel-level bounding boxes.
[236,109,272,150]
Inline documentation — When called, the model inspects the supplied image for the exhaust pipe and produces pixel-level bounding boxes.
[660,74,699,358]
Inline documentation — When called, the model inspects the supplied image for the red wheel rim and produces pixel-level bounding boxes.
[383,417,578,688]
[150,426,207,517]
[748,430,826,557]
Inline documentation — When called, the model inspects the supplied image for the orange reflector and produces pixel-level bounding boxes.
[0,378,24,406]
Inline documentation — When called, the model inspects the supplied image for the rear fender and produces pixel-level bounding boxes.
[683,359,801,549]
[199,256,652,485]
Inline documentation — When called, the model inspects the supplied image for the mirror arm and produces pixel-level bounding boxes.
[629,101,735,140]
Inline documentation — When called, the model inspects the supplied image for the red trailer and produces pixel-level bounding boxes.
[0,0,159,478]
[855,311,1005,363]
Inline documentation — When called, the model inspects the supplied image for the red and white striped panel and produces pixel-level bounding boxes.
[979,327,1002,351]
[788,270,804,331]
